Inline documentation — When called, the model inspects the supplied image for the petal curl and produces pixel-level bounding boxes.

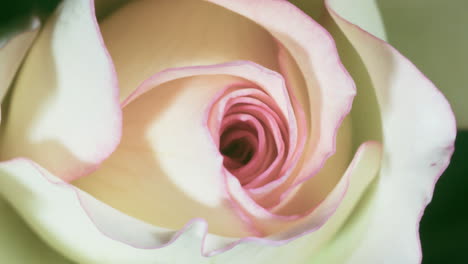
[0,0,122,181]
[74,61,298,239]
[0,158,208,263]
[207,0,356,196]
[322,0,457,263]
[0,142,382,263]
[99,0,280,101]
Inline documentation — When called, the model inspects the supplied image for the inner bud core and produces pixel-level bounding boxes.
[212,87,289,188]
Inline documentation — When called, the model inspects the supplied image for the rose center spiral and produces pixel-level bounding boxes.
[212,88,290,188]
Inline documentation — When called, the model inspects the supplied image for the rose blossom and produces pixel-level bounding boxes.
[0,0,456,263]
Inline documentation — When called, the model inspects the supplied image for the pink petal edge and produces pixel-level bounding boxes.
[324,0,456,263]
[1,0,386,258]
[1,140,378,257]
[76,0,360,256]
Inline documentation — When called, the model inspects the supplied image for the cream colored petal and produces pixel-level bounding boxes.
[212,142,382,264]
[74,66,257,238]
[207,0,356,218]
[0,158,210,264]
[0,142,381,264]
[99,0,279,101]
[324,0,456,263]
[0,0,122,181]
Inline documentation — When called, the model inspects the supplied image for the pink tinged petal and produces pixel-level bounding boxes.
[0,158,209,263]
[73,61,298,239]
[325,0,456,263]
[0,142,380,263]
[270,117,353,216]
[99,0,280,101]
[0,0,122,181]
[223,125,369,237]
[207,0,356,191]
[208,87,298,187]
[0,16,40,107]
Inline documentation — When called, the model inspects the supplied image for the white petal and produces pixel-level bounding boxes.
[0,158,210,264]
[0,140,382,264]
[324,0,456,263]
[0,0,122,181]
[212,142,382,264]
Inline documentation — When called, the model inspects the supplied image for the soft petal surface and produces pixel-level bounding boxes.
[81,0,360,241]
[74,62,295,238]
[203,0,356,231]
[377,0,468,129]
[0,158,208,264]
[207,1,355,216]
[322,0,457,263]
[213,142,383,263]
[98,0,357,221]
[99,0,280,101]
[0,16,40,107]
[0,141,382,264]
[0,0,121,181]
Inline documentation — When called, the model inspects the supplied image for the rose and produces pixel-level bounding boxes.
[0,0,457,263]
[0,0,456,263]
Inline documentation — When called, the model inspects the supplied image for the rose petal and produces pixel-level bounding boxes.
[0,141,382,263]
[0,0,122,181]
[0,16,40,108]
[0,158,209,263]
[270,117,352,216]
[224,128,374,235]
[207,0,356,206]
[99,0,280,101]
[322,0,457,262]
[74,61,299,238]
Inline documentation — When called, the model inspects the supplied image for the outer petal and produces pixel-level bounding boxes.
[0,143,382,264]
[323,0,457,263]
[378,0,468,129]
[0,16,40,107]
[0,158,208,264]
[213,142,383,263]
[0,0,121,181]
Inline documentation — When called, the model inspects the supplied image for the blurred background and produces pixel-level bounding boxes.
[1,0,466,263]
